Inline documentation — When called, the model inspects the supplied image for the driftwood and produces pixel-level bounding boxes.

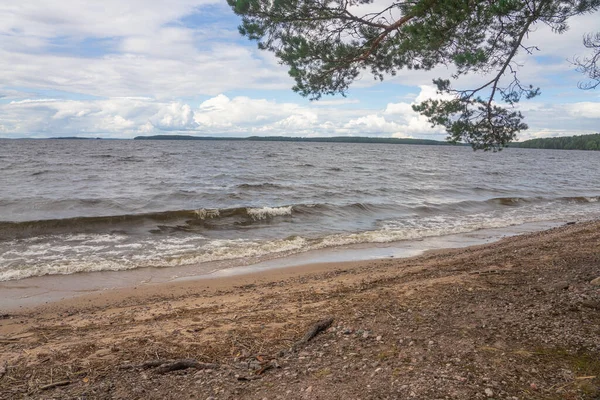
[120,359,171,370]
[40,380,71,391]
[276,317,334,357]
[156,360,218,374]
[120,358,218,374]
[237,375,261,381]
[0,362,6,380]
[237,318,335,382]
[293,317,334,349]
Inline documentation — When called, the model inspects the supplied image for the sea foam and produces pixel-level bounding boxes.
[247,206,293,220]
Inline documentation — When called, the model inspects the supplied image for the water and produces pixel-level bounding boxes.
[1,139,599,282]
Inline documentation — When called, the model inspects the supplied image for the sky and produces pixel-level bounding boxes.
[0,1,598,141]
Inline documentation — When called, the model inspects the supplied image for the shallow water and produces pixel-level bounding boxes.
[1,139,599,281]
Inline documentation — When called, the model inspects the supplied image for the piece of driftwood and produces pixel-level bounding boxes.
[237,375,261,381]
[40,380,71,391]
[120,358,218,373]
[0,363,6,379]
[277,317,335,357]
[294,317,334,348]
[139,359,172,369]
[141,359,171,369]
[120,359,171,370]
[156,360,218,374]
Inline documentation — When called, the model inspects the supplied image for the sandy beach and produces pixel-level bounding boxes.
[1,220,599,399]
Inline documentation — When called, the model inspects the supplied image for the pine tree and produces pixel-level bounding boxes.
[229,0,600,150]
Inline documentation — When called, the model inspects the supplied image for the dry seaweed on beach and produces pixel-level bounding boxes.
[1,221,599,399]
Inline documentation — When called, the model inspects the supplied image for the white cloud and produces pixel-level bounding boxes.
[194,95,312,130]
[150,102,197,130]
[0,44,292,98]
[565,102,600,119]
[2,86,597,139]
[344,115,402,134]
[0,0,218,39]
[0,1,293,98]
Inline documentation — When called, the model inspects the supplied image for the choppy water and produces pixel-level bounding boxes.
[1,139,599,282]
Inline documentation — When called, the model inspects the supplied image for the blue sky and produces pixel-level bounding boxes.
[0,0,598,140]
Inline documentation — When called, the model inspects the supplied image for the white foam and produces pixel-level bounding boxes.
[194,208,220,219]
[1,200,598,282]
[247,206,293,220]
[0,236,308,281]
[83,234,128,244]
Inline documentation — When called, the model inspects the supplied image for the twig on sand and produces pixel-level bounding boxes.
[120,359,218,374]
[277,317,334,357]
[120,359,171,370]
[40,380,71,391]
[237,375,261,381]
[294,317,334,349]
[156,360,218,374]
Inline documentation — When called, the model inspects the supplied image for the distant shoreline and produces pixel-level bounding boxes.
[133,135,457,146]
[2,133,598,150]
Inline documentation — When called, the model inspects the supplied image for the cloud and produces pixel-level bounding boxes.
[2,86,597,140]
[344,115,402,135]
[194,94,314,131]
[0,2,293,98]
[0,45,292,98]
[0,0,218,39]
[565,102,600,119]
[150,102,197,130]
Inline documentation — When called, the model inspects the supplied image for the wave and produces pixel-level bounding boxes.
[1,195,598,240]
[3,202,598,282]
[247,206,293,220]
[0,205,298,239]
[1,194,599,281]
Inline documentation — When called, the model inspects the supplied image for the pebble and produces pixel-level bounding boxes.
[485,388,494,397]
[590,277,600,286]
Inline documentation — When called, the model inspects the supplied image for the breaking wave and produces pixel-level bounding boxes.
[1,195,598,240]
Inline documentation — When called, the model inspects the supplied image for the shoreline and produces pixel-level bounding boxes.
[1,220,599,399]
[0,219,566,311]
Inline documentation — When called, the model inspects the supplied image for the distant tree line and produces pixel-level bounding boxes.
[515,133,600,150]
[134,135,453,146]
